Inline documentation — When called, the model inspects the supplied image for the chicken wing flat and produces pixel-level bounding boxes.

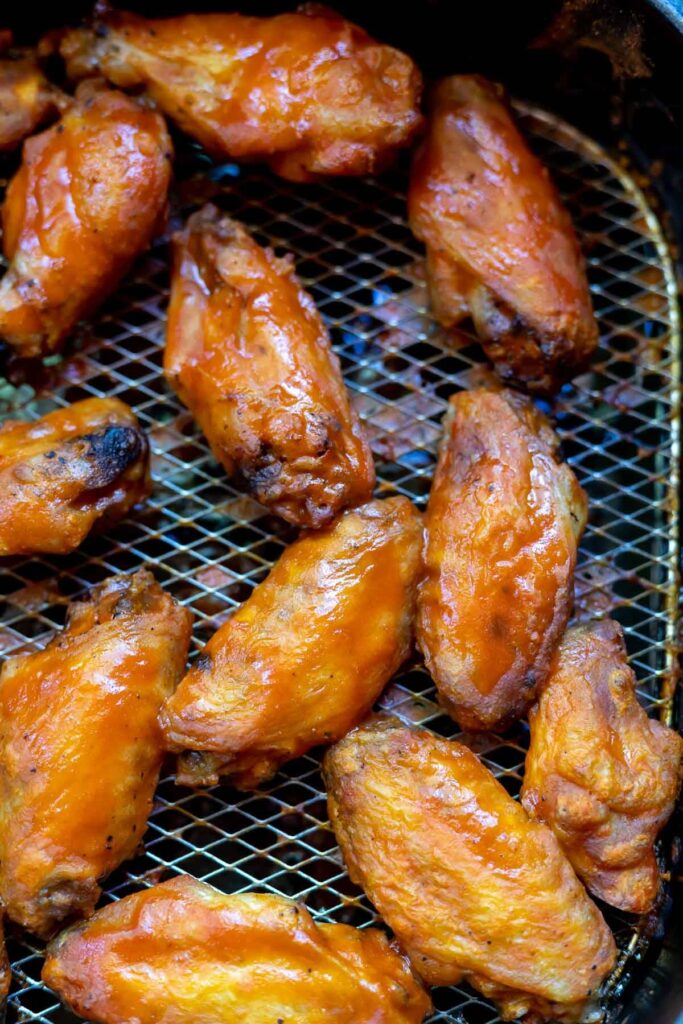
[43,875,431,1024]
[0,37,65,151]
[408,76,597,392]
[522,619,683,914]
[324,718,616,1023]
[0,570,191,938]
[417,388,587,732]
[161,497,422,789]
[54,5,422,183]
[165,205,375,528]
[0,397,149,556]
[0,80,171,359]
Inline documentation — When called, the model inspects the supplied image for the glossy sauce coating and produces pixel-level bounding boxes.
[56,5,422,182]
[43,875,431,1024]
[417,388,587,731]
[409,76,597,392]
[0,397,150,556]
[0,81,171,357]
[0,38,65,151]
[161,497,422,788]
[165,205,375,528]
[0,570,191,938]
[522,619,683,913]
[324,718,616,1023]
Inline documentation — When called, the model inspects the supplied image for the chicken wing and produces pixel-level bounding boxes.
[416,388,587,732]
[161,497,422,789]
[165,205,375,528]
[0,397,149,556]
[0,36,65,151]
[0,80,171,359]
[43,875,431,1024]
[324,718,616,1023]
[0,570,191,938]
[54,5,422,183]
[408,76,597,392]
[522,619,683,914]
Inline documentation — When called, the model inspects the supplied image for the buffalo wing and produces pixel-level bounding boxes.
[0,81,171,358]
[55,5,422,182]
[409,76,597,392]
[0,36,65,151]
[165,205,375,528]
[43,875,431,1024]
[0,570,191,937]
[324,718,616,1023]
[416,388,587,732]
[0,397,149,556]
[522,619,683,913]
[161,497,422,788]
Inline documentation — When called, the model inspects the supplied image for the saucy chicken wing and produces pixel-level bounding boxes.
[0,397,150,556]
[55,5,422,182]
[43,875,431,1024]
[0,36,65,151]
[417,388,587,732]
[165,205,375,528]
[161,497,422,788]
[0,80,171,358]
[0,570,191,938]
[409,76,597,392]
[324,718,616,1023]
[522,619,683,914]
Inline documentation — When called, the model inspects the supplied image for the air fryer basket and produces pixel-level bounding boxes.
[1,3,682,1024]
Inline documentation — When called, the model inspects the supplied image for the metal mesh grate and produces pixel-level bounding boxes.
[0,103,680,1024]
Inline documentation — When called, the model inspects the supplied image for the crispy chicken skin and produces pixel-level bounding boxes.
[161,497,422,789]
[165,205,375,528]
[0,570,191,938]
[0,397,150,556]
[54,4,422,183]
[324,718,616,1023]
[0,36,66,151]
[43,875,431,1024]
[417,388,587,732]
[522,619,683,914]
[408,76,597,392]
[0,80,171,359]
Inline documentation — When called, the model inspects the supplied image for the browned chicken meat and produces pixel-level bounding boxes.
[43,875,431,1024]
[0,34,66,151]
[522,619,683,914]
[0,570,191,938]
[409,75,597,392]
[417,388,587,732]
[53,5,422,182]
[165,205,375,528]
[325,718,617,1023]
[417,387,589,733]
[0,397,150,556]
[161,497,422,789]
[0,80,171,358]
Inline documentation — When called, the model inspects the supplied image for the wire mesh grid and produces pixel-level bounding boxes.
[0,102,680,1024]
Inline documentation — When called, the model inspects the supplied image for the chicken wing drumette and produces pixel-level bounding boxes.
[0,80,171,358]
[409,76,597,392]
[54,4,422,182]
[0,570,191,938]
[42,876,431,1024]
[0,34,65,151]
[522,619,683,914]
[324,718,616,1023]
[161,497,422,789]
[165,206,375,528]
[0,397,149,556]
[417,388,587,732]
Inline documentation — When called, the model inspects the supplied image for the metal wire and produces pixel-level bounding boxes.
[0,103,680,1024]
